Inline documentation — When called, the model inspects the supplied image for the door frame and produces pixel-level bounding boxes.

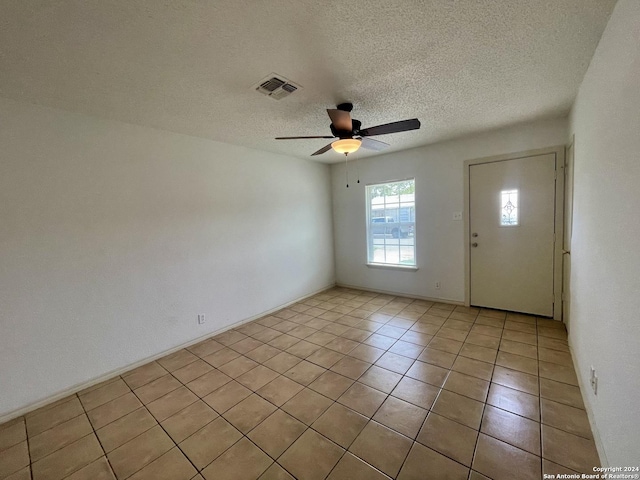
[463,146,565,320]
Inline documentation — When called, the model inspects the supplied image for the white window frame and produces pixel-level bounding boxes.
[365,178,417,269]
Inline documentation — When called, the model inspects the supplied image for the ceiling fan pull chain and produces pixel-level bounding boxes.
[345,153,349,188]
[355,157,360,184]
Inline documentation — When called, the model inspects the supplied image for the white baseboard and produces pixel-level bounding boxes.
[567,343,608,467]
[335,282,464,306]
[0,283,335,425]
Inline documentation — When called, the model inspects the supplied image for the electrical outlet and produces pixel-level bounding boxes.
[198,314,205,325]
[435,282,441,289]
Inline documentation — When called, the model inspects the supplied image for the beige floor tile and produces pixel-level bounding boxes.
[427,336,464,354]
[305,348,345,369]
[479,309,506,320]
[472,433,541,480]
[263,352,303,374]
[539,361,579,386]
[330,356,371,380]
[172,359,214,384]
[107,425,173,479]
[481,405,540,455]
[281,388,333,425]
[349,421,412,478]
[496,351,538,376]
[375,352,415,374]
[443,371,490,402]
[286,340,322,358]
[96,407,157,452]
[247,410,306,459]
[245,344,282,363]
[0,441,29,478]
[228,337,265,354]
[504,320,537,334]
[459,343,498,363]
[539,378,585,409]
[476,316,506,328]
[305,331,339,347]
[26,397,85,437]
[417,412,478,467]
[128,448,197,480]
[388,341,425,359]
[499,339,538,360]
[309,371,354,400]
[327,452,391,480]
[0,419,26,453]
[268,334,300,350]
[323,323,351,337]
[279,429,344,480]
[29,414,93,462]
[537,326,567,340]
[201,438,272,480]
[538,336,569,352]
[465,333,500,349]
[65,457,115,480]
[358,366,402,394]
[543,459,581,476]
[470,324,504,339]
[451,356,494,381]
[223,394,277,433]
[202,380,252,413]
[236,365,280,391]
[405,360,449,387]
[391,377,440,410]
[538,347,573,366]
[179,417,242,470]
[416,347,457,369]
[122,362,168,390]
[161,400,218,443]
[283,360,326,386]
[32,434,103,480]
[325,337,360,354]
[146,386,198,422]
[486,383,540,421]
[218,356,260,378]
[445,317,475,329]
[201,347,240,368]
[431,390,484,430]
[4,466,31,480]
[502,330,537,345]
[86,392,142,429]
[256,376,304,407]
[312,403,368,449]
[157,349,199,373]
[338,382,387,418]
[340,328,371,343]
[492,366,539,396]
[398,443,470,479]
[134,375,182,405]
[188,339,226,357]
[435,327,469,343]
[409,322,440,336]
[258,463,295,480]
[363,333,397,350]
[372,396,428,438]
[215,330,248,346]
[186,369,232,397]
[348,344,385,363]
[541,399,592,439]
[399,330,433,347]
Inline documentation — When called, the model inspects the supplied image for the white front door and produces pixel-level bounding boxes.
[469,153,558,316]
[563,141,575,328]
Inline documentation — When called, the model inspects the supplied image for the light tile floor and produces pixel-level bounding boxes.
[0,287,600,480]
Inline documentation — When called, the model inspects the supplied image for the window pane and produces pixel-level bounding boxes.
[366,179,416,266]
[501,189,519,226]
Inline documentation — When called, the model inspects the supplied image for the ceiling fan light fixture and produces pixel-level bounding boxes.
[331,138,362,154]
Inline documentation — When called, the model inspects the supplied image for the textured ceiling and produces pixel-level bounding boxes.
[0,0,616,163]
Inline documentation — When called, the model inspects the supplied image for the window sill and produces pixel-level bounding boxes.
[366,263,418,272]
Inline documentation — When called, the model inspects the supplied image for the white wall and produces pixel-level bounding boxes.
[568,0,640,465]
[0,98,334,418]
[332,117,567,301]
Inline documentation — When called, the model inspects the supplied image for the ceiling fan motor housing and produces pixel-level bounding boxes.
[330,119,361,138]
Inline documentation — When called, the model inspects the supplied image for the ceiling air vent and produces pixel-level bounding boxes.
[254,73,301,100]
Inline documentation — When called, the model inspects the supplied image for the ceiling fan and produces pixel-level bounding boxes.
[275,103,421,157]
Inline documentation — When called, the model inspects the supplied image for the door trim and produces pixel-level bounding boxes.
[463,146,565,319]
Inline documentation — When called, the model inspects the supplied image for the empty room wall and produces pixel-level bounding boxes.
[568,0,640,465]
[0,98,335,418]
[332,117,567,302]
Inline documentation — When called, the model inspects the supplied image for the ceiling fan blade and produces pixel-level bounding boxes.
[311,143,334,156]
[327,109,352,132]
[360,119,421,137]
[275,135,335,140]
[359,137,390,151]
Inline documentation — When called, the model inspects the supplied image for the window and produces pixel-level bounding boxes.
[366,179,416,267]
[501,189,519,226]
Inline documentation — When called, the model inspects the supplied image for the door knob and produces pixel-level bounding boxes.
[472,243,478,247]
[472,233,478,237]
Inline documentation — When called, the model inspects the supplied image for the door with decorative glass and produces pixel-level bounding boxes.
[468,152,559,317]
